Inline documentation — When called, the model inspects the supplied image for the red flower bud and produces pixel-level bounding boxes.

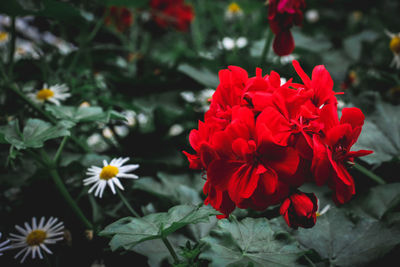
[280,191,318,229]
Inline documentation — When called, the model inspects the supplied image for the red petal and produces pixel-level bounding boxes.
[340,107,365,129]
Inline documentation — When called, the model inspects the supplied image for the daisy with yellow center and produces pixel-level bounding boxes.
[0,232,11,256]
[84,157,139,198]
[385,30,400,69]
[225,2,244,21]
[29,83,71,105]
[9,217,64,263]
[0,31,9,46]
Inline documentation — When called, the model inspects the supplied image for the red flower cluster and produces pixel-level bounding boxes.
[150,0,194,32]
[184,60,373,228]
[105,6,133,32]
[268,0,306,56]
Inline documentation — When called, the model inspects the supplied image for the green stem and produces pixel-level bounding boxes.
[116,189,179,263]
[116,188,141,218]
[54,136,69,164]
[68,11,106,73]
[162,236,180,264]
[49,168,93,229]
[8,16,16,75]
[353,163,386,185]
[39,148,93,229]
[259,28,273,66]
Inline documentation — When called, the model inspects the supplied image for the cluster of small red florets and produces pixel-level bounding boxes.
[105,6,133,32]
[150,0,194,32]
[184,61,372,229]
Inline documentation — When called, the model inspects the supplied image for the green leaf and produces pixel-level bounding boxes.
[0,119,70,150]
[343,30,379,61]
[346,183,400,220]
[133,234,188,267]
[133,172,203,205]
[100,204,219,251]
[45,105,125,127]
[178,64,219,88]
[201,217,305,267]
[295,207,400,267]
[352,101,400,165]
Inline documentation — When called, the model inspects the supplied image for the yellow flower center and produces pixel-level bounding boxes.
[36,89,54,101]
[390,36,400,54]
[26,230,47,246]
[0,32,8,42]
[99,165,119,180]
[228,2,241,13]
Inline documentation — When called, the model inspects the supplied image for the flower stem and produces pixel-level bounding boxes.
[353,163,386,185]
[49,168,93,230]
[39,148,93,230]
[259,28,273,66]
[54,136,69,164]
[162,236,180,264]
[116,188,141,218]
[116,189,179,264]
[8,16,16,74]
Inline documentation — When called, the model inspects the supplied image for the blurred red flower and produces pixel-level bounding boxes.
[150,0,194,31]
[105,6,133,32]
[268,0,306,56]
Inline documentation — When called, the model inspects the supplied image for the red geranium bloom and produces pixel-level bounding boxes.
[150,0,194,31]
[206,106,299,206]
[268,0,306,56]
[105,6,133,32]
[312,106,373,204]
[184,61,372,228]
[280,190,318,229]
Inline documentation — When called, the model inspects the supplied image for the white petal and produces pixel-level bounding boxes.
[117,173,138,179]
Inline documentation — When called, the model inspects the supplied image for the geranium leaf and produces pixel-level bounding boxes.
[353,101,400,165]
[133,172,203,205]
[295,207,400,267]
[346,183,400,220]
[201,217,305,267]
[100,204,219,251]
[45,105,125,127]
[0,119,70,150]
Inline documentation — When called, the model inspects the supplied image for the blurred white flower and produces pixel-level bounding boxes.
[180,91,196,103]
[122,110,137,127]
[0,31,9,47]
[385,30,400,69]
[225,2,244,21]
[28,83,70,105]
[0,232,11,256]
[84,157,139,198]
[168,124,184,136]
[42,31,77,55]
[280,77,287,86]
[236,37,248,48]
[9,217,64,263]
[14,39,42,60]
[305,9,320,23]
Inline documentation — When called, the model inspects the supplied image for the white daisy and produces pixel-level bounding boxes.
[9,217,64,263]
[385,30,400,69]
[0,232,11,256]
[225,2,244,21]
[0,31,9,47]
[84,157,139,198]
[28,83,71,105]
